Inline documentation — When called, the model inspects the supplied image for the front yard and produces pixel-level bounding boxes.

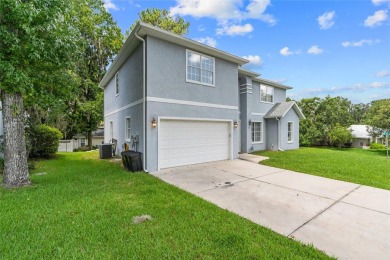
[254,147,389,190]
[0,152,331,259]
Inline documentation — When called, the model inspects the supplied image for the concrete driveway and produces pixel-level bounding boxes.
[153,158,390,259]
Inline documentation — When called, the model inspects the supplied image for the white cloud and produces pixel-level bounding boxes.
[317,11,336,29]
[372,0,390,6]
[170,0,242,20]
[242,55,263,66]
[103,0,119,11]
[216,23,254,36]
[280,47,294,56]
[376,70,390,77]
[170,0,275,25]
[307,45,324,55]
[364,10,388,27]
[370,81,390,88]
[194,37,217,47]
[341,39,380,47]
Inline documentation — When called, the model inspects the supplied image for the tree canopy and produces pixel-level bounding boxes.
[126,8,190,37]
[364,99,390,133]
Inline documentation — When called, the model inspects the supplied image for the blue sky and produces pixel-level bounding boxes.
[103,0,390,104]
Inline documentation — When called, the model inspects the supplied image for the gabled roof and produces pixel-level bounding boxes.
[349,125,372,139]
[264,101,305,119]
[100,22,249,88]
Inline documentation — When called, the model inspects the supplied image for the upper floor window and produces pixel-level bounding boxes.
[260,85,274,103]
[186,50,214,86]
[115,71,119,96]
[251,121,263,143]
[288,122,293,142]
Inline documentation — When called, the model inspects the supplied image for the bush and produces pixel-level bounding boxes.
[370,142,385,149]
[328,124,352,149]
[29,125,63,158]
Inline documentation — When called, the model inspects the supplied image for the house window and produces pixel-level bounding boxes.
[186,50,214,86]
[288,122,293,142]
[80,138,86,147]
[125,117,131,141]
[260,85,274,103]
[115,71,119,96]
[251,122,263,143]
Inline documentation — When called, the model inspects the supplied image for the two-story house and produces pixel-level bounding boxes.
[100,22,304,172]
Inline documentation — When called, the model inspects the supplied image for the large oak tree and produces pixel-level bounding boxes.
[0,0,81,187]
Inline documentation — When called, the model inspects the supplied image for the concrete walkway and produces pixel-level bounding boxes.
[153,159,390,259]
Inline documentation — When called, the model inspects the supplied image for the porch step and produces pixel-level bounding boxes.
[239,153,269,164]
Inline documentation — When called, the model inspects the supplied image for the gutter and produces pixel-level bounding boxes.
[134,30,148,173]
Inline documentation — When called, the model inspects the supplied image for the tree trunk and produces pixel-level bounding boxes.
[2,92,30,188]
[87,130,92,150]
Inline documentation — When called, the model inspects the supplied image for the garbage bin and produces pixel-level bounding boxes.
[100,144,113,159]
[121,151,143,172]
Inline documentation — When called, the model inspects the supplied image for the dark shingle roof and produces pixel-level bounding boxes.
[264,101,305,119]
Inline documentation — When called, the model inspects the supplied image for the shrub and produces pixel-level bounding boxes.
[370,142,385,149]
[29,125,63,158]
[328,123,352,149]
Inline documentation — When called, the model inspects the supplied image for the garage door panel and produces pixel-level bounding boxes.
[159,119,230,169]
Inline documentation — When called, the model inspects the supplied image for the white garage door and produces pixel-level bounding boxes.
[159,119,230,169]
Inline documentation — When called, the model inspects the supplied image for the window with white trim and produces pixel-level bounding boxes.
[260,85,274,103]
[186,50,214,86]
[115,71,119,96]
[251,122,263,143]
[288,122,293,142]
[80,138,86,147]
[125,117,131,141]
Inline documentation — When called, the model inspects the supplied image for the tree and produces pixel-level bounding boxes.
[65,0,123,149]
[328,123,352,149]
[0,0,81,187]
[126,8,190,37]
[364,99,390,134]
[297,97,322,146]
[350,103,369,124]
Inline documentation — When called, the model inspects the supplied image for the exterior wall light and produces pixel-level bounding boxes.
[248,119,252,127]
[233,121,238,128]
[151,118,157,128]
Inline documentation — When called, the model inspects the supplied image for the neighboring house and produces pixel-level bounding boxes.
[99,22,305,172]
[349,125,384,148]
[58,127,104,152]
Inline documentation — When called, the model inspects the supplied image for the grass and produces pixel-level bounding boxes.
[0,151,332,259]
[254,147,390,190]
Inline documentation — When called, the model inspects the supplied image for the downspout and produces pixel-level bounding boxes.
[135,31,148,172]
[275,117,284,151]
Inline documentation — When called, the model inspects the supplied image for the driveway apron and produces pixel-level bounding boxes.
[153,159,390,259]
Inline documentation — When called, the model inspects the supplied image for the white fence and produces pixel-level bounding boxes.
[58,140,77,152]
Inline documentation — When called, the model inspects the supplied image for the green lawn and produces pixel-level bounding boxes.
[0,152,331,259]
[254,147,390,190]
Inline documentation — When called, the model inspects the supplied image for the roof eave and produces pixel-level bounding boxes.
[252,78,293,90]
[99,22,249,89]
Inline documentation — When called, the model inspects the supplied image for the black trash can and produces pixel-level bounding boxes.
[121,151,143,172]
[100,144,113,159]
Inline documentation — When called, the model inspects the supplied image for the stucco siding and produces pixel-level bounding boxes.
[266,119,278,150]
[280,109,300,150]
[104,44,143,116]
[146,36,238,107]
[104,104,144,157]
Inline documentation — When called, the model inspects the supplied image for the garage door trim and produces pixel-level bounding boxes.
[157,116,234,171]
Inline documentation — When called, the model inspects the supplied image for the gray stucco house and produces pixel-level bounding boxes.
[100,22,305,172]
